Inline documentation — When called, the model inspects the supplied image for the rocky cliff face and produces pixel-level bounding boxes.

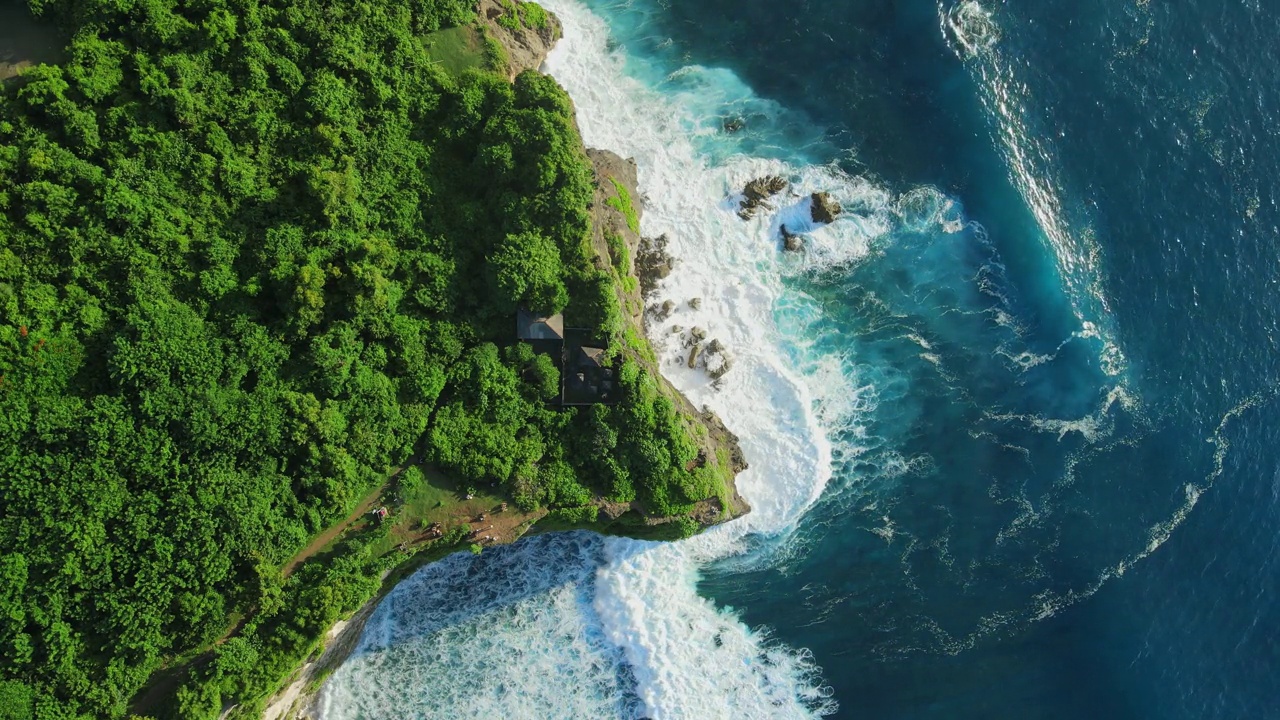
[477,0,562,79]
[586,148,752,526]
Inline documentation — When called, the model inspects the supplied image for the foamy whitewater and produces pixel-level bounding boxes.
[313,0,936,716]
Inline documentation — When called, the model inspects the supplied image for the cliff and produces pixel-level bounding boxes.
[477,0,563,79]
[584,148,751,531]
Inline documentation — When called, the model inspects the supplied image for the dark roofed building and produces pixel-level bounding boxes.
[563,343,616,405]
[575,345,606,369]
[516,308,565,341]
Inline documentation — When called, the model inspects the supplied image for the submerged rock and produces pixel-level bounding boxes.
[780,224,804,252]
[689,297,702,310]
[737,175,789,220]
[811,192,842,224]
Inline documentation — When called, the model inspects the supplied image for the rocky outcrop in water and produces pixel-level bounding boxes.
[811,191,842,224]
[704,339,734,380]
[780,224,804,252]
[738,175,789,219]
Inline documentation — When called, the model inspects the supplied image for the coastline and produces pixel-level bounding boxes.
[258,4,747,717]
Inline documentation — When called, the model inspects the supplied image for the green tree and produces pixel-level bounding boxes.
[490,231,567,313]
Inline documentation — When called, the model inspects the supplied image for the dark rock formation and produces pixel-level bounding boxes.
[636,234,675,296]
[648,299,675,322]
[810,192,842,224]
[780,224,804,252]
[737,175,788,220]
[686,343,702,369]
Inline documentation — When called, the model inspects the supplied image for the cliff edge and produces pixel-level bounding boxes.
[584,148,751,530]
[478,0,562,79]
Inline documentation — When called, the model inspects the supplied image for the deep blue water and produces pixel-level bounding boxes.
[579,0,1280,717]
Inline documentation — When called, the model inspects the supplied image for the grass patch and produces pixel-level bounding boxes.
[421,26,485,76]
[520,2,549,29]
[605,230,629,271]
[606,178,640,234]
[367,465,506,558]
[496,0,549,32]
[482,31,509,74]
[534,506,599,533]
[497,0,521,31]
[623,326,658,365]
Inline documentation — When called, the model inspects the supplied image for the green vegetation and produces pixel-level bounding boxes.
[607,177,641,234]
[496,0,549,32]
[605,230,629,271]
[422,26,486,76]
[482,31,510,74]
[0,0,734,717]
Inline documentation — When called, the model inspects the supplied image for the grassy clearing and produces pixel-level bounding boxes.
[422,25,485,75]
[368,464,523,558]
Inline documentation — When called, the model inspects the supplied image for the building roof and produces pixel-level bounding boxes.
[516,308,564,341]
[575,346,606,369]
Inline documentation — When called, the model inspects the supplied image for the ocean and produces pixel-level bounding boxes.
[317,1,1280,718]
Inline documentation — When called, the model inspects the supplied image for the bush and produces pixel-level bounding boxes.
[606,178,640,233]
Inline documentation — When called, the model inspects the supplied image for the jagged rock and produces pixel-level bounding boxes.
[708,356,734,380]
[689,297,702,310]
[811,192,842,224]
[636,234,675,295]
[687,343,702,369]
[704,339,733,379]
[737,176,789,220]
[780,224,804,252]
[722,117,745,134]
[690,326,707,342]
[649,300,675,322]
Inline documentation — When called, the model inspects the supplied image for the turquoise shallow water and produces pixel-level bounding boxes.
[320,1,1279,717]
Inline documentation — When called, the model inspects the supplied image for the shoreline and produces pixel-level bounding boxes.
[257,3,748,716]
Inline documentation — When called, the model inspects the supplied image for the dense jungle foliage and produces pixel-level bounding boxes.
[0,0,729,716]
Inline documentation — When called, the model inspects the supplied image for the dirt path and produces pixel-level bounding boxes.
[281,482,387,578]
